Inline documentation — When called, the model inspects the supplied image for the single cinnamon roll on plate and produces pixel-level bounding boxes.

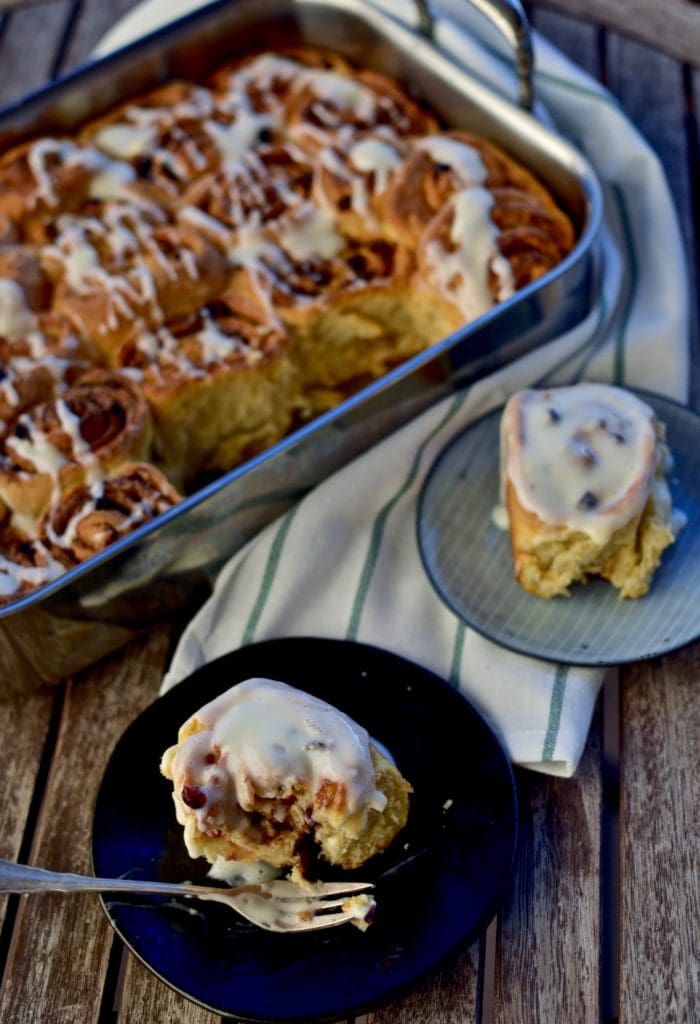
[40,462,180,567]
[161,677,412,874]
[498,384,685,598]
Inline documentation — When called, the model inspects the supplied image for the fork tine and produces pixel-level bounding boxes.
[265,879,374,900]
[280,909,365,932]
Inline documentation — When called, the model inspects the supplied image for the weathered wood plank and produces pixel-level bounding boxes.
[493,710,602,1023]
[362,942,480,1024]
[533,0,700,67]
[60,0,144,70]
[620,645,700,1024]
[117,951,222,1024]
[0,0,73,105]
[0,628,170,1024]
[530,6,601,77]
[0,688,55,933]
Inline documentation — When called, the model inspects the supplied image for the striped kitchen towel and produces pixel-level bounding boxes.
[105,0,689,775]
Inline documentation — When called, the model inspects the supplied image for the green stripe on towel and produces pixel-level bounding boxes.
[242,505,299,646]
[611,183,638,386]
[542,664,569,761]
[346,390,470,641]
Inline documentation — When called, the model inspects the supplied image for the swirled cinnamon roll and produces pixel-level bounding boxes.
[0,313,97,432]
[209,49,350,125]
[0,533,63,605]
[116,298,300,486]
[43,197,229,359]
[40,462,180,567]
[226,203,417,398]
[178,140,314,241]
[0,137,136,237]
[385,131,574,248]
[382,134,576,340]
[86,81,278,203]
[313,133,407,240]
[0,370,151,526]
[498,384,685,598]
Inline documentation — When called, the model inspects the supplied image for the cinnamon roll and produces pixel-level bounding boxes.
[0,533,63,606]
[40,462,180,567]
[0,370,151,525]
[178,139,314,240]
[116,298,299,486]
[498,384,685,598]
[0,313,96,431]
[43,198,229,359]
[161,677,411,874]
[0,137,135,236]
[313,133,407,240]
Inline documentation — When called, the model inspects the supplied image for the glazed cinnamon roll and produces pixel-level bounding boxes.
[0,137,135,236]
[116,298,300,486]
[0,370,151,525]
[499,384,685,598]
[43,197,229,359]
[381,133,576,340]
[40,462,180,567]
[0,533,63,606]
[0,313,96,431]
[284,64,437,153]
[385,131,574,248]
[313,133,407,240]
[178,139,314,240]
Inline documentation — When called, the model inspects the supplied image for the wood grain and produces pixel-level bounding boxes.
[362,942,480,1024]
[0,689,55,932]
[0,629,170,1024]
[534,0,700,66]
[620,646,700,1023]
[493,711,603,1023]
[117,952,222,1024]
[0,0,73,104]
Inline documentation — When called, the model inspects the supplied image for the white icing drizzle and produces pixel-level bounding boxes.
[0,550,62,597]
[349,137,401,195]
[206,112,274,165]
[417,135,487,186]
[26,138,133,207]
[0,279,36,339]
[501,384,665,545]
[425,187,513,319]
[276,205,344,261]
[178,206,232,248]
[93,122,157,159]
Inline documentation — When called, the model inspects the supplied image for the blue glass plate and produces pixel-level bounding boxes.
[92,637,518,1022]
[417,389,699,666]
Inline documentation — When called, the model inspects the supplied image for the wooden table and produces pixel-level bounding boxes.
[0,2,698,1022]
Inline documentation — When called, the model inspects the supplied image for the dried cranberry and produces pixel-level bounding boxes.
[181,785,207,809]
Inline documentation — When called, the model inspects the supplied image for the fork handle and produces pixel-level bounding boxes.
[0,858,250,900]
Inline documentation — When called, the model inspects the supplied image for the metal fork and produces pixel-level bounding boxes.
[0,859,375,932]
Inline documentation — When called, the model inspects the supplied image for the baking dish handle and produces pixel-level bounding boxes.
[413,0,534,111]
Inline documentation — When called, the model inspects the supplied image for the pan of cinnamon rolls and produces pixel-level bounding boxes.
[0,0,602,686]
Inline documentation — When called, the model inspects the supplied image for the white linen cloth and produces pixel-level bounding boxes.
[101,0,689,776]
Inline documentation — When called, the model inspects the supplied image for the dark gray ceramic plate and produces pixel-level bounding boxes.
[92,637,518,1022]
[417,390,698,666]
